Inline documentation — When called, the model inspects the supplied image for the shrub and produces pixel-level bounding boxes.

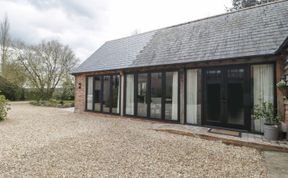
[0,95,9,121]
[0,76,23,101]
[24,89,41,101]
[30,99,74,108]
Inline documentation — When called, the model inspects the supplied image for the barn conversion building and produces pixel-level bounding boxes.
[72,1,288,133]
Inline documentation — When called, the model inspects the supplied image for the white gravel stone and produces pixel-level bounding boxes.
[0,103,267,177]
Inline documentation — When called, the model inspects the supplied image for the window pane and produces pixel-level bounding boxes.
[150,72,162,119]
[102,75,111,113]
[125,74,134,115]
[86,77,93,111]
[112,75,120,114]
[186,69,198,124]
[94,76,101,112]
[165,72,178,120]
[252,64,274,133]
[227,83,244,125]
[207,83,221,122]
[137,73,148,117]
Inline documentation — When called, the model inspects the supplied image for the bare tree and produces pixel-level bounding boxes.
[18,40,78,100]
[131,29,140,36]
[0,15,10,77]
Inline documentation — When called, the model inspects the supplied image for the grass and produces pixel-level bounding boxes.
[30,99,74,108]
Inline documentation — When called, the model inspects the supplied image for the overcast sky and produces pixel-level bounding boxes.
[0,0,232,61]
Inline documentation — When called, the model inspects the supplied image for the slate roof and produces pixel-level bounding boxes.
[73,0,288,74]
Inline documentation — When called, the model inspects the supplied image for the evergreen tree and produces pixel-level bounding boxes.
[229,0,279,11]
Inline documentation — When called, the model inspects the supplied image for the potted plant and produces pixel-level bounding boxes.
[252,102,280,140]
[276,79,288,98]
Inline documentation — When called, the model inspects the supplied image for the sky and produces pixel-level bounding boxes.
[0,0,232,61]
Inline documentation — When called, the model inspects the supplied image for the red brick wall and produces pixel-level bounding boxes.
[74,74,86,113]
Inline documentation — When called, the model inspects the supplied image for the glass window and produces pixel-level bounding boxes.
[86,77,93,111]
[125,74,134,115]
[186,69,198,124]
[137,73,148,117]
[111,75,120,114]
[94,76,101,112]
[252,64,274,133]
[102,75,111,113]
[165,72,178,120]
[150,72,162,119]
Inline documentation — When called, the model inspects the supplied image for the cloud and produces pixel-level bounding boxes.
[0,0,232,61]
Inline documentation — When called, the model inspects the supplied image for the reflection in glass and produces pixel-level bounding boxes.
[125,74,134,115]
[137,73,147,117]
[227,83,244,125]
[252,64,274,132]
[94,76,101,112]
[207,83,221,122]
[111,75,120,114]
[165,72,178,120]
[186,69,198,124]
[150,72,162,119]
[86,77,93,111]
[102,75,111,112]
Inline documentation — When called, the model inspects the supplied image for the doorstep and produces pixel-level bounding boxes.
[152,123,288,153]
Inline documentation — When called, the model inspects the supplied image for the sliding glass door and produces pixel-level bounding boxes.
[137,73,148,117]
[94,76,101,112]
[102,76,111,113]
[165,72,178,121]
[125,71,179,121]
[150,72,162,119]
[125,74,134,115]
[111,75,120,114]
[85,74,120,115]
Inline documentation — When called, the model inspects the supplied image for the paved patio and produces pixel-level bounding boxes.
[152,123,288,152]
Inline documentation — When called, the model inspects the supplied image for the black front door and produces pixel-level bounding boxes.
[203,66,250,130]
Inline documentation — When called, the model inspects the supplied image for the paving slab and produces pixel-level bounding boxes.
[264,151,288,178]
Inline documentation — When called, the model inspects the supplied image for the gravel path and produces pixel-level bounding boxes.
[0,102,266,177]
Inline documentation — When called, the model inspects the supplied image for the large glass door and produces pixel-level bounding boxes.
[203,66,250,130]
[125,71,179,121]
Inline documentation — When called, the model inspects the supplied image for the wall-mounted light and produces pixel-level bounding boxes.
[78,82,82,89]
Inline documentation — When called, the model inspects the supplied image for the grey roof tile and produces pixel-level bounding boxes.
[73,1,288,74]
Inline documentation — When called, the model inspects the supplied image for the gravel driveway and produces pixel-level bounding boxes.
[0,102,266,177]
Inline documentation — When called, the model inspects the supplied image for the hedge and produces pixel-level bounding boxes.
[0,76,24,101]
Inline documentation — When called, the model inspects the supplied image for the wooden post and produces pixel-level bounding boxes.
[120,71,125,116]
[179,69,185,124]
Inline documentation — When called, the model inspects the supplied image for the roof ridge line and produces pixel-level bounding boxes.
[163,0,288,30]
[106,0,287,43]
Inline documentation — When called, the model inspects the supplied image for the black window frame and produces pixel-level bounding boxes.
[123,70,180,122]
[183,62,276,133]
[85,74,121,115]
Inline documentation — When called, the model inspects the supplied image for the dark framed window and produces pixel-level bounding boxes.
[165,71,178,121]
[124,71,179,121]
[94,76,101,112]
[102,75,111,113]
[86,76,94,111]
[150,72,162,119]
[137,73,148,117]
[85,74,120,115]
[111,75,120,114]
[125,74,135,115]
